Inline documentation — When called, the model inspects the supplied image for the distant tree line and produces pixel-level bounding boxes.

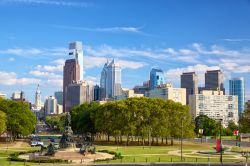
[0,98,37,140]
[70,97,195,145]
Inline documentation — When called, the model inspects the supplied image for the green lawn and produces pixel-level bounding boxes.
[95,142,246,164]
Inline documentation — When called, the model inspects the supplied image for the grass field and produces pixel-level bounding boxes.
[95,141,247,164]
[0,139,248,165]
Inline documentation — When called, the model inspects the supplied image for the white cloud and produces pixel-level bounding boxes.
[47,79,63,88]
[1,0,92,7]
[52,24,143,33]
[222,38,250,42]
[8,57,15,61]
[36,64,63,72]
[165,64,220,87]
[84,56,146,69]
[0,71,40,86]
[0,47,67,57]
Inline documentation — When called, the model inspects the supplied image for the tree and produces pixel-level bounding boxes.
[45,114,66,132]
[0,110,7,135]
[239,102,250,133]
[0,98,37,139]
[194,115,220,136]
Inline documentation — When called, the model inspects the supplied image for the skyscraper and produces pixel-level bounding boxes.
[205,70,225,93]
[65,81,93,112]
[35,84,42,110]
[181,72,198,104]
[100,59,122,100]
[69,41,84,80]
[63,59,80,112]
[229,77,245,115]
[54,91,63,105]
[149,68,165,90]
[44,96,57,115]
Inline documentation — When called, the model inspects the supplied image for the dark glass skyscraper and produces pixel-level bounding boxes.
[229,77,245,115]
[181,72,198,104]
[205,70,225,93]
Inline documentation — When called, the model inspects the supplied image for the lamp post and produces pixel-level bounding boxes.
[181,116,184,162]
[219,119,223,164]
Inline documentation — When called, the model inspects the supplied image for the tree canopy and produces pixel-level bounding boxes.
[239,102,250,133]
[0,98,36,139]
[70,97,195,145]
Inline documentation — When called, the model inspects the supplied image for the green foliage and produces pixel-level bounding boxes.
[0,98,37,138]
[0,110,7,134]
[239,102,250,133]
[194,115,220,136]
[71,97,195,144]
[45,114,66,132]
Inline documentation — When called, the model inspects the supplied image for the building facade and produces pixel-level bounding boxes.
[63,59,80,112]
[147,83,186,105]
[189,90,238,127]
[0,92,6,99]
[149,68,165,90]
[229,77,245,115]
[205,70,225,93]
[44,96,57,115]
[115,89,144,100]
[65,81,94,112]
[181,72,198,104]
[100,59,122,100]
[93,85,100,101]
[69,41,84,80]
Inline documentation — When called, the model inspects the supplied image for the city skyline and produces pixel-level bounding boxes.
[0,0,250,102]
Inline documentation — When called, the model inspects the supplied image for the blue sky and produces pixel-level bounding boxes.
[0,0,250,103]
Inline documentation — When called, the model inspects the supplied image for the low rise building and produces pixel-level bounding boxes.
[0,92,6,99]
[147,83,186,105]
[189,90,238,127]
[115,89,144,100]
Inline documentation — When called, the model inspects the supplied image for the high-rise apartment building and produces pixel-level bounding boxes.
[44,96,57,115]
[100,59,122,100]
[54,91,63,105]
[147,83,186,105]
[63,59,80,112]
[229,77,245,115]
[189,90,238,127]
[150,68,165,90]
[35,84,42,110]
[69,41,84,80]
[181,72,198,104]
[11,91,25,101]
[205,70,225,93]
[65,81,94,112]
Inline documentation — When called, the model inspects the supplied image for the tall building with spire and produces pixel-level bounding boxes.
[35,84,42,110]
[69,41,84,80]
[100,59,122,100]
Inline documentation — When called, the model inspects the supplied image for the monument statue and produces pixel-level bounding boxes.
[59,112,75,149]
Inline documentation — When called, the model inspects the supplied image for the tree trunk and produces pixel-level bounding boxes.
[108,134,110,142]
[165,137,168,145]
[126,135,129,146]
[156,137,159,145]
[162,137,164,144]
[171,137,174,146]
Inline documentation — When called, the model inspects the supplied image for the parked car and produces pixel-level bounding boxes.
[31,141,44,147]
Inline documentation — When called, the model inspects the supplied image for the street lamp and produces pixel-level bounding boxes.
[180,116,184,162]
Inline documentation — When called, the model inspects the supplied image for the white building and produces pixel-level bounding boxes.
[0,92,6,99]
[44,96,57,115]
[69,41,84,80]
[189,90,238,127]
[115,89,144,100]
[147,83,186,105]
